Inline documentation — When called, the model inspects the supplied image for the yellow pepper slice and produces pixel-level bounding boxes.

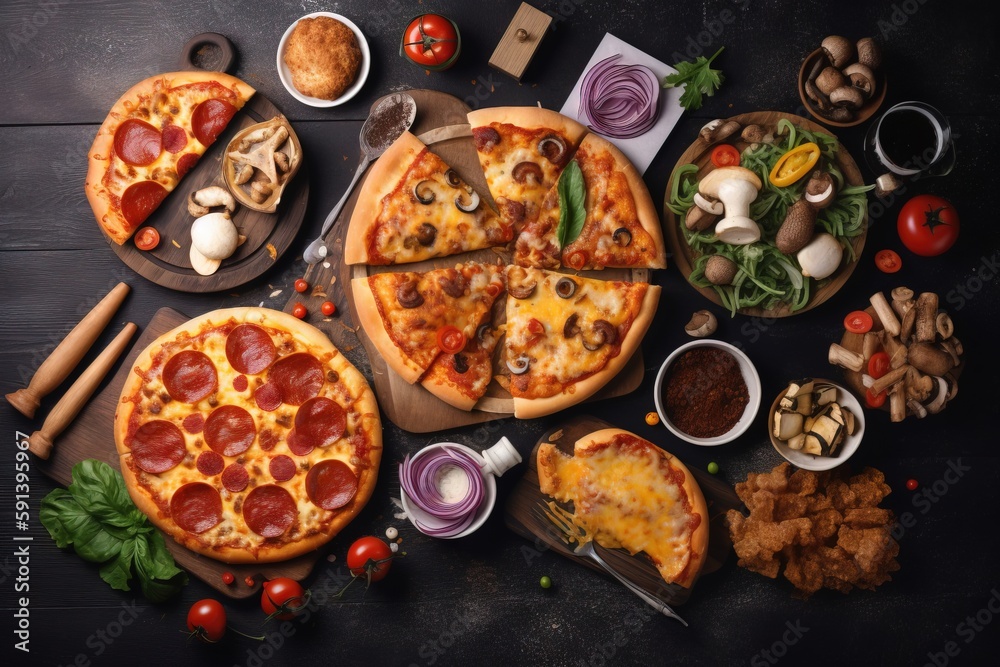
[769,142,820,187]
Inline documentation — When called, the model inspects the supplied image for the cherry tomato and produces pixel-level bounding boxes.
[321,301,336,316]
[566,250,588,270]
[261,577,309,621]
[906,479,919,491]
[294,279,309,293]
[897,195,959,256]
[865,387,887,409]
[134,226,160,251]
[347,536,393,583]
[844,310,874,334]
[436,325,466,354]
[875,249,902,273]
[244,575,255,587]
[401,14,460,70]
[868,351,891,379]
[292,303,307,319]
[187,599,227,643]
[711,144,741,168]
[221,572,235,585]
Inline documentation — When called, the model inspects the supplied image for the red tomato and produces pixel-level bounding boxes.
[711,144,741,168]
[294,279,309,293]
[865,388,887,409]
[347,536,393,582]
[868,351,891,379]
[437,325,466,354]
[844,310,873,334]
[402,14,460,70]
[321,301,336,316]
[292,303,307,319]
[261,577,309,621]
[875,249,902,273]
[565,250,588,270]
[221,572,235,585]
[897,195,959,256]
[187,599,227,643]
[134,227,160,251]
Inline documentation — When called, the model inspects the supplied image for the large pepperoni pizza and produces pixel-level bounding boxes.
[113,308,381,563]
[86,71,255,245]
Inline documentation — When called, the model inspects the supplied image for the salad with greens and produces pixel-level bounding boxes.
[668,118,872,315]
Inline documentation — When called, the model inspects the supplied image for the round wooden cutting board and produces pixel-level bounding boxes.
[662,110,867,318]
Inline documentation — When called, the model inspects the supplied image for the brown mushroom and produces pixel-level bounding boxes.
[741,124,774,145]
[538,134,568,164]
[856,37,882,70]
[685,310,718,338]
[437,273,467,298]
[563,313,581,338]
[816,67,847,96]
[512,161,543,185]
[582,320,617,351]
[830,86,866,111]
[416,222,437,247]
[507,279,537,300]
[843,63,877,98]
[907,342,954,376]
[704,255,738,285]
[776,199,817,254]
[699,119,741,144]
[803,171,836,208]
[821,35,855,68]
[396,280,424,308]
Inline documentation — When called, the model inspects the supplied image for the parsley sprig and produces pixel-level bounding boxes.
[661,47,726,111]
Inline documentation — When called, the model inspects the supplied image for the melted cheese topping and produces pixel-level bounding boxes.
[475,124,569,217]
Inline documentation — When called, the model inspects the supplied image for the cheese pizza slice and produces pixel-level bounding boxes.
[537,428,709,588]
[419,312,502,411]
[345,132,511,265]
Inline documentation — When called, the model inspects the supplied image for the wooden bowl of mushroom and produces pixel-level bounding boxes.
[224,116,303,214]
[798,36,886,128]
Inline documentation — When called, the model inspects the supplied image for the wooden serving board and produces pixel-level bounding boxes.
[36,308,318,599]
[296,90,646,433]
[108,92,309,293]
[662,110,867,318]
[504,416,741,606]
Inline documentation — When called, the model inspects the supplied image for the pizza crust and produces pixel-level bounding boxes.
[344,131,427,264]
[350,276,426,384]
[512,284,661,419]
[468,106,587,144]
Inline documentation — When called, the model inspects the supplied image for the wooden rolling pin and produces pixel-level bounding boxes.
[6,282,129,418]
[28,323,137,460]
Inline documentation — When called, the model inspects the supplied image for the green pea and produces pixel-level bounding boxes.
[707,462,720,474]
[540,576,552,589]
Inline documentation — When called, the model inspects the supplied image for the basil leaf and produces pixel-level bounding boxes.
[69,460,135,527]
[40,489,123,562]
[38,489,75,547]
[133,533,187,603]
[556,160,586,248]
[99,539,135,592]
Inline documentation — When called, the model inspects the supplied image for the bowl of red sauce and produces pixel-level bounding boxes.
[653,340,761,446]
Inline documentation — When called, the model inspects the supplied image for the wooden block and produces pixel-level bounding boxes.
[488,3,553,81]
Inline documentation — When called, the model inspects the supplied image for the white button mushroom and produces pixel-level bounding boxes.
[191,212,239,261]
[698,166,763,245]
[796,232,844,279]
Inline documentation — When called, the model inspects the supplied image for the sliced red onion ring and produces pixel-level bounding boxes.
[399,446,486,537]
[579,54,660,139]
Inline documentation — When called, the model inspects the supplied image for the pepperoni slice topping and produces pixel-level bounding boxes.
[120,180,168,228]
[170,483,223,534]
[292,397,346,449]
[161,124,188,153]
[306,460,358,510]
[255,383,281,412]
[285,429,314,457]
[196,451,224,476]
[232,375,249,393]
[221,463,249,493]
[182,413,205,434]
[269,455,297,482]
[243,485,297,537]
[204,405,256,457]
[192,98,237,147]
[176,152,199,178]
[267,353,324,406]
[130,420,185,473]
[162,350,217,403]
[226,325,278,375]
[258,429,278,452]
[114,118,163,166]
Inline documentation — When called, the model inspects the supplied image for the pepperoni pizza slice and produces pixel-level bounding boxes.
[345,131,511,265]
[514,133,667,270]
[114,308,381,564]
[468,107,587,232]
[86,71,255,245]
[504,266,659,419]
[537,428,709,588]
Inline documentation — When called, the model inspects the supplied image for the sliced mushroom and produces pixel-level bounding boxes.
[804,80,831,111]
[237,125,276,151]
[416,222,437,247]
[741,124,774,145]
[582,320,617,351]
[396,280,424,308]
[512,161,544,185]
[555,277,577,299]
[413,180,435,204]
[876,173,903,198]
[684,205,718,232]
[233,162,254,185]
[935,312,954,339]
[613,227,632,247]
[188,186,237,217]
[507,353,530,375]
[507,279,536,299]
[274,151,291,173]
[804,171,836,208]
[563,312,581,338]
[437,273,466,298]
[924,376,949,414]
[455,191,480,213]
[444,169,463,188]
[538,134,568,164]
[453,354,469,374]
[693,193,724,215]
[476,323,493,345]
[699,119,741,144]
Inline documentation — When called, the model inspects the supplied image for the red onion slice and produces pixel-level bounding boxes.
[399,446,486,537]
[579,54,660,139]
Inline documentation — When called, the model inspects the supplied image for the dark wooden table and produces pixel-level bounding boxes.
[3,1,999,665]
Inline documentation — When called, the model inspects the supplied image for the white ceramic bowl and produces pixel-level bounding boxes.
[399,443,497,539]
[768,379,865,471]
[653,340,762,446]
[276,12,371,108]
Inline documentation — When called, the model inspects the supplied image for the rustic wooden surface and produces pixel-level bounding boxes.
[663,110,867,318]
[2,1,999,666]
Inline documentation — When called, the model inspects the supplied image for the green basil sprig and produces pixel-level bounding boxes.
[40,459,187,602]
[556,159,587,249]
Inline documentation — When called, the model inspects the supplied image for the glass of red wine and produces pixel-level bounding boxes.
[864,101,956,188]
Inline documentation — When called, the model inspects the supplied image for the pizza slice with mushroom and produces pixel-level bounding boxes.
[351,262,505,384]
[514,133,667,270]
[345,132,510,265]
[468,107,588,233]
[419,310,502,411]
[504,266,659,419]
